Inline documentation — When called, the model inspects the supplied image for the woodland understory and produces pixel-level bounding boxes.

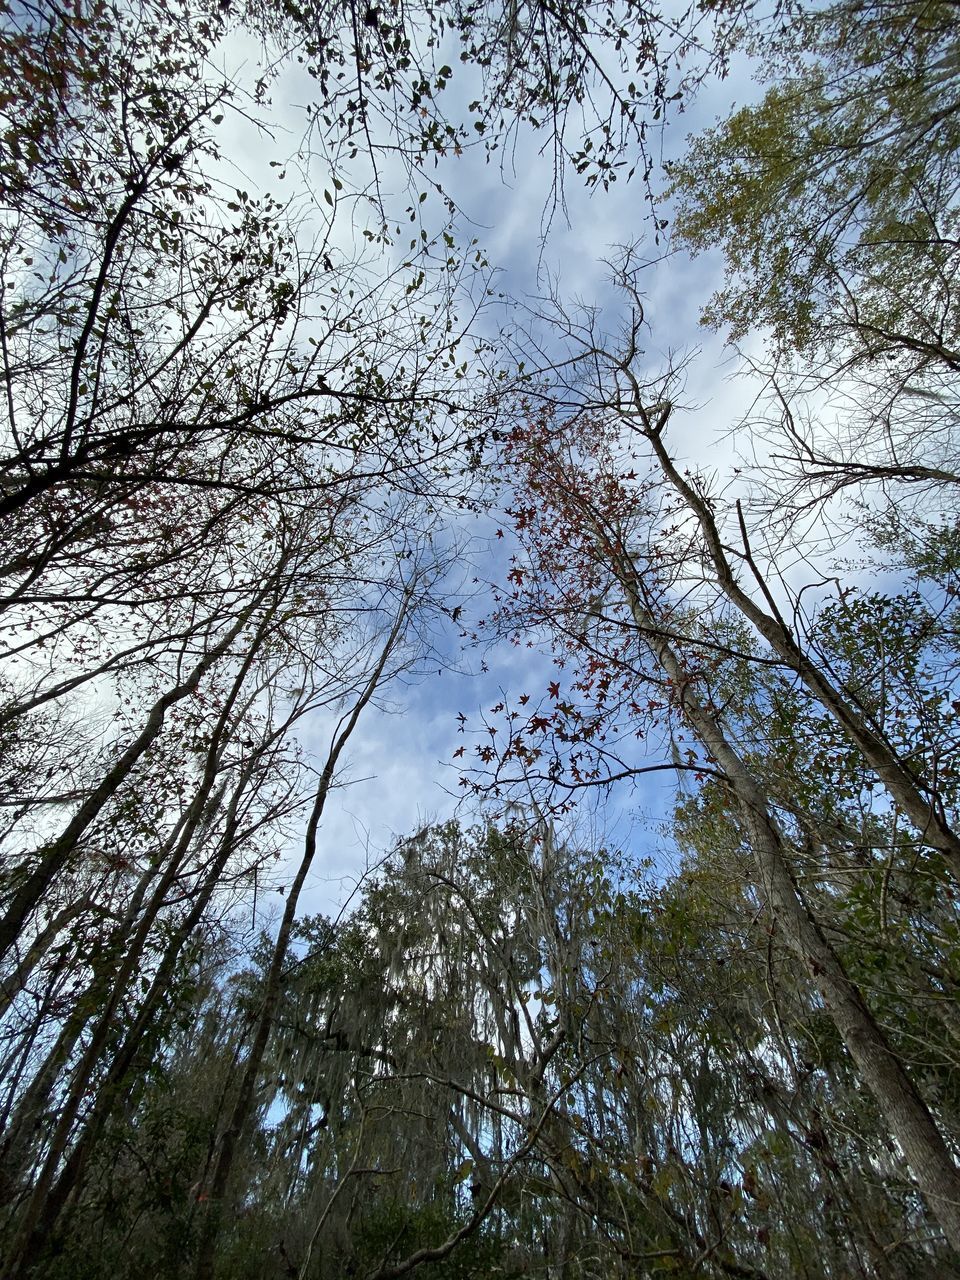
[3,0,960,1276]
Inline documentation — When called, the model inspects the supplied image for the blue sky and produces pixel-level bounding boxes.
[204,17,773,918]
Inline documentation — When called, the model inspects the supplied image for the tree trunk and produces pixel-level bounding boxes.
[634,408,960,884]
[192,590,413,1279]
[617,562,960,1253]
[0,595,265,964]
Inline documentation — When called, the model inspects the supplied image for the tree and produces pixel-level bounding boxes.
[666,0,960,551]
[47,810,960,1278]
[667,0,960,368]
[474,387,960,1252]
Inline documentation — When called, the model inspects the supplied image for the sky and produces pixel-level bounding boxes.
[205,13,773,919]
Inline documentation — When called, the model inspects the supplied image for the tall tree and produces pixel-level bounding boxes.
[474,391,960,1251]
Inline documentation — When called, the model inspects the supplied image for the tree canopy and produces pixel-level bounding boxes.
[2,0,960,1277]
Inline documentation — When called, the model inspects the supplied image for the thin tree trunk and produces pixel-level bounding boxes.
[1,605,283,1270]
[192,589,414,1279]
[616,557,960,1252]
[0,996,90,1213]
[0,901,93,1021]
[32,743,282,1245]
[0,595,265,964]
[628,395,960,883]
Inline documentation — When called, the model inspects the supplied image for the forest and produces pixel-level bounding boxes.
[2,0,960,1275]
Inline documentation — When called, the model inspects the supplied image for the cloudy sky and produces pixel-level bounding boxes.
[205,18,770,918]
